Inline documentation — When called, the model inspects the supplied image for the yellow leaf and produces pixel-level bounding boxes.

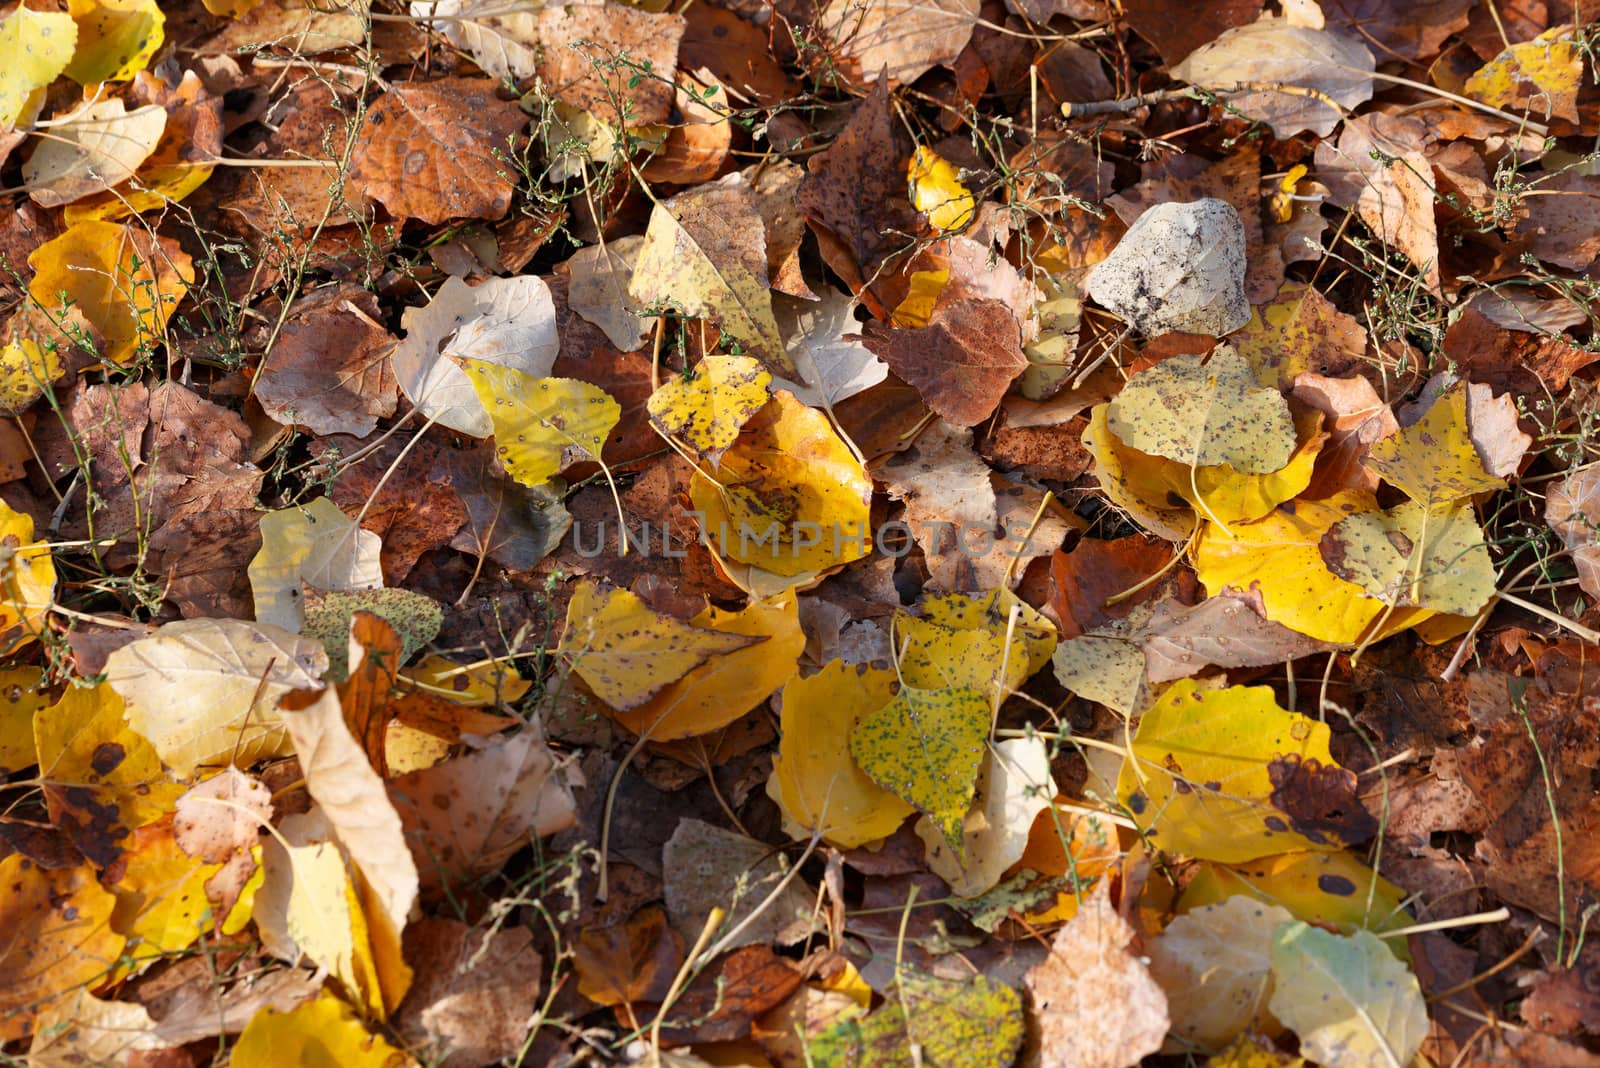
[1118,679,1370,863]
[202,0,267,15]
[0,666,48,774]
[0,855,124,1043]
[1464,27,1582,124]
[0,499,55,655]
[22,99,166,208]
[247,497,382,633]
[1363,382,1502,504]
[108,817,220,961]
[1321,500,1498,616]
[221,844,265,935]
[232,990,414,1068]
[1230,283,1367,391]
[28,991,156,1066]
[1180,852,1413,947]
[896,587,1057,698]
[64,0,164,85]
[1208,1036,1304,1068]
[35,681,181,866]
[890,267,950,328]
[1194,491,1430,644]
[103,617,329,776]
[607,593,803,741]
[767,661,916,848]
[1268,924,1427,1068]
[1107,347,1296,473]
[690,391,873,577]
[908,146,975,233]
[400,653,532,707]
[0,336,64,412]
[0,7,76,129]
[849,683,989,851]
[459,362,619,487]
[1051,635,1147,716]
[646,354,770,464]
[1083,403,1196,541]
[558,580,760,711]
[628,176,791,375]
[27,219,193,366]
[1269,165,1308,224]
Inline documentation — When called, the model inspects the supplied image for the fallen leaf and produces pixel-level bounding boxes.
[1400,373,1530,480]
[1268,923,1427,1068]
[303,588,440,682]
[1319,0,1472,61]
[849,681,988,850]
[1119,678,1375,862]
[1085,199,1250,337]
[248,497,383,633]
[1545,467,1600,600]
[663,819,814,948]
[35,681,178,869]
[878,420,999,589]
[1120,0,1263,65]
[689,390,874,577]
[64,0,163,85]
[349,78,528,224]
[809,968,1024,1067]
[412,0,539,80]
[859,298,1028,427]
[1364,381,1503,504]
[642,74,734,185]
[629,173,791,376]
[1314,114,1440,292]
[27,992,157,1066]
[535,2,686,125]
[916,736,1057,897]
[1180,852,1413,943]
[908,145,976,232]
[396,917,543,1068]
[565,237,652,352]
[1464,27,1581,124]
[773,290,889,408]
[392,274,560,437]
[1320,500,1498,616]
[1147,895,1293,1051]
[0,335,64,413]
[103,617,329,775]
[1231,283,1369,390]
[647,355,771,465]
[0,7,76,130]
[605,594,803,741]
[1511,170,1600,272]
[767,660,916,847]
[815,0,979,85]
[107,816,221,959]
[1291,373,1400,498]
[0,498,54,654]
[1107,348,1296,473]
[0,855,123,1042]
[1027,882,1169,1068]
[1136,592,1338,684]
[23,99,166,208]
[255,284,398,437]
[1171,16,1375,137]
[462,363,620,486]
[27,219,193,366]
[389,724,580,892]
[231,989,411,1068]
[1052,635,1148,716]
[574,904,684,1009]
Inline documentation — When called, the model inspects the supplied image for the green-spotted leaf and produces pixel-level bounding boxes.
[849,683,988,852]
[1269,923,1427,1068]
[1320,500,1497,616]
[1118,679,1375,863]
[301,588,443,681]
[808,969,1024,1068]
[459,360,620,488]
[1107,347,1296,474]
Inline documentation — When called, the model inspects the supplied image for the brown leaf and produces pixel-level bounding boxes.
[336,612,404,777]
[1443,305,1600,394]
[397,917,543,1068]
[1321,0,1474,60]
[679,4,798,106]
[1026,882,1169,1068]
[254,284,397,437]
[389,724,580,892]
[174,768,272,865]
[329,433,468,584]
[1291,372,1401,498]
[574,904,684,1008]
[859,299,1027,427]
[748,160,817,301]
[878,420,999,590]
[1315,113,1441,292]
[145,508,263,620]
[1137,590,1338,682]
[1513,170,1600,272]
[350,78,528,224]
[653,945,804,1044]
[796,80,914,314]
[1121,0,1263,64]
[641,74,734,185]
[536,3,687,125]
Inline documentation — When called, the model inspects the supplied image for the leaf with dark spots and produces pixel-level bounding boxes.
[1267,753,1377,848]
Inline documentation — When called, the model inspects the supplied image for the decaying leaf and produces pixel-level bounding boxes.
[859,298,1028,427]
[814,0,979,85]
[773,290,889,408]
[646,355,771,465]
[1268,923,1427,1068]
[1147,895,1293,1051]
[663,819,814,948]
[916,736,1057,898]
[535,2,686,125]
[1027,882,1170,1068]
[0,499,55,654]
[1320,500,1498,616]
[809,968,1024,1067]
